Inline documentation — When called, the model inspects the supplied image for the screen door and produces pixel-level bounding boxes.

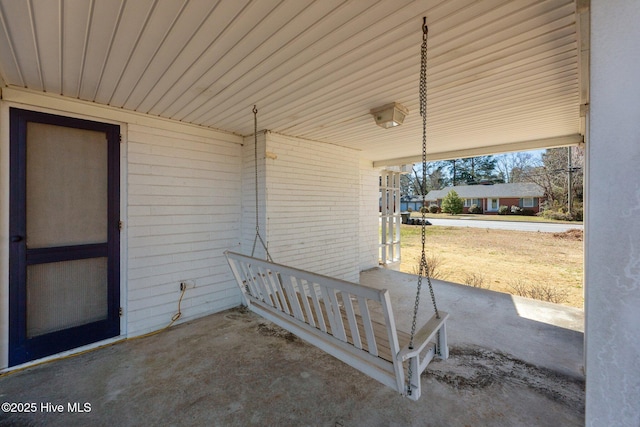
[9,108,120,366]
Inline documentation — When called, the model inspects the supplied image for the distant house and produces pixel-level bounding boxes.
[425,183,545,214]
[400,195,427,212]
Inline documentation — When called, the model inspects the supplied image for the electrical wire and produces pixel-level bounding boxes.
[0,286,187,378]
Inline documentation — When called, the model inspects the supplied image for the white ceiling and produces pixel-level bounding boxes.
[0,0,584,164]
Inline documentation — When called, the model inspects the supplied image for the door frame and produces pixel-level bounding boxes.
[7,107,121,366]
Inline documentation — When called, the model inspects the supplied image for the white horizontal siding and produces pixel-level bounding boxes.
[126,123,242,335]
[359,159,380,271]
[263,132,360,282]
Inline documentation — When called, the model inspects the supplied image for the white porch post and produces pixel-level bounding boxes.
[587,1,640,425]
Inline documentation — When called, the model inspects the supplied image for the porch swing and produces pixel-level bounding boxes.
[225,18,448,400]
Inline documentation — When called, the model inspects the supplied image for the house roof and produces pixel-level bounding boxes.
[425,183,544,200]
[0,0,587,164]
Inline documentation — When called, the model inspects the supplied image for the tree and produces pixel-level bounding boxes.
[520,147,584,211]
[464,155,501,183]
[445,156,501,185]
[441,190,464,215]
[495,152,539,183]
[407,162,447,195]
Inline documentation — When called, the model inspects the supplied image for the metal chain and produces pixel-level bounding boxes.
[407,18,440,397]
[251,105,273,262]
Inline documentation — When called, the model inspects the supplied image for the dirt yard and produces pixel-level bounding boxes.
[399,225,584,308]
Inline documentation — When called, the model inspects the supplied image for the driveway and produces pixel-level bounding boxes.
[425,217,583,233]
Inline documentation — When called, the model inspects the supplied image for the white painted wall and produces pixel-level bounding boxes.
[126,124,243,335]
[241,131,362,282]
[587,1,640,425]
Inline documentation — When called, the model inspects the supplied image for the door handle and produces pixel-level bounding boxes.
[11,235,24,242]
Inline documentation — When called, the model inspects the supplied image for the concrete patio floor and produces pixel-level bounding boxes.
[0,269,584,426]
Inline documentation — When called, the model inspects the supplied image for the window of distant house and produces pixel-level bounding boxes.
[522,197,534,208]
[464,198,480,207]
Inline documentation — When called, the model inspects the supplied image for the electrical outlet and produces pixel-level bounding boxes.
[180,280,195,291]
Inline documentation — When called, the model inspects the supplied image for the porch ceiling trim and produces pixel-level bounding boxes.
[373,133,584,167]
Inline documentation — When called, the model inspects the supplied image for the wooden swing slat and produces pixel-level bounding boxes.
[264,272,280,308]
[297,279,317,328]
[357,296,378,357]
[341,291,362,349]
[308,282,327,333]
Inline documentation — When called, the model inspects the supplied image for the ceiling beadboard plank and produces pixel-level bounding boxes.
[118,0,189,108]
[196,0,373,129]
[90,0,155,103]
[172,0,316,122]
[137,0,252,114]
[26,0,44,91]
[109,0,188,107]
[126,0,225,112]
[266,55,418,134]
[207,0,500,131]
[274,24,576,133]
[176,0,326,123]
[151,0,273,117]
[96,0,159,105]
[430,1,573,68]
[75,0,95,98]
[196,0,418,127]
[0,0,37,88]
[0,1,25,86]
[59,0,89,98]
[75,0,125,101]
[58,0,63,94]
[190,0,372,127]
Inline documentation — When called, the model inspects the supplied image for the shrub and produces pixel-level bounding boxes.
[441,190,464,215]
[510,205,522,215]
[522,209,535,216]
[429,204,440,214]
[412,253,447,280]
[508,279,569,304]
[420,206,429,214]
[463,272,490,289]
[539,210,573,221]
[498,205,509,215]
[407,207,413,212]
[538,201,583,221]
[468,204,483,214]
[571,201,583,221]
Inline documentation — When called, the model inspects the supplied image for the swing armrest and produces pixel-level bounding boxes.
[398,311,448,361]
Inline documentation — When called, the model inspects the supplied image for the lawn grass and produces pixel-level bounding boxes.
[408,211,582,224]
[399,224,584,308]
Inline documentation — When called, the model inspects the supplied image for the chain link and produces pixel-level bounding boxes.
[407,18,440,397]
[251,105,273,262]
[253,106,259,235]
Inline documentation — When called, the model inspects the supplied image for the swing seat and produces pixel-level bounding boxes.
[225,251,449,400]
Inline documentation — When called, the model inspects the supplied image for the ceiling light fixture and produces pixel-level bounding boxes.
[370,102,409,128]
